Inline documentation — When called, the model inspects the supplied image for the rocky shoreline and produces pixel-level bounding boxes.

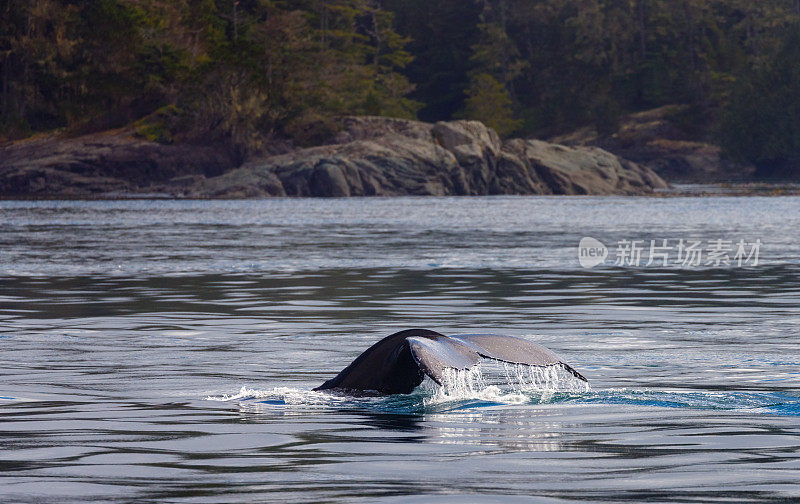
[550,105,756,184]
[1,117,667,199]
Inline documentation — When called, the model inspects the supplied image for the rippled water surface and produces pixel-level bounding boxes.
[1,196,799,503]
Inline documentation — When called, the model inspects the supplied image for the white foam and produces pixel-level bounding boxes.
[205,385,353,406]
[422,363,590,406]
[207,364,590,409]
[502,363,590,393]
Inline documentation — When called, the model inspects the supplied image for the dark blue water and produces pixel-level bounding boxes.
[1,196,799,503]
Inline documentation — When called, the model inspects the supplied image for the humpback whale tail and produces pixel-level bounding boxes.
[315,329,587,395]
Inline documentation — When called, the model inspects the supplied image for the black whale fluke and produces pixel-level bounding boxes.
[314,329,587,395]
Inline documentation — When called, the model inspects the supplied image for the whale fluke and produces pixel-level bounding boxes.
[314,329,586,395]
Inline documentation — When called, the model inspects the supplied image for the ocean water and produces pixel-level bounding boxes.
[1,196,799,503]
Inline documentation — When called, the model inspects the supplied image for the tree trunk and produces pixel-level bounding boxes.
[367,1,381,70]
[746,10,759,63]
[685,2,696,73]
[1,56,8,121]
[0,0,10,122]
[320,0,328,46]
[637,0,647,60]
[232,0,238,40]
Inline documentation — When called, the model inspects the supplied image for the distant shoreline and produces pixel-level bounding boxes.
[654,183,800,197]
[2,113,796,200]
[0,117,669,199]
[2,182,799,201]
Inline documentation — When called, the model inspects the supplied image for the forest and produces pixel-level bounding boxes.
[2,0,800,174]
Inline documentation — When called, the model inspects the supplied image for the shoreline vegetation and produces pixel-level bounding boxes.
[2,1,800,198]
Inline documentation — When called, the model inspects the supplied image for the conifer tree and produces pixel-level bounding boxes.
[458,0,524,136]
[460,73,521,136]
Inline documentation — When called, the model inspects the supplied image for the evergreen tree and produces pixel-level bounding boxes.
[459,73,520,136]
[3,0,800,158]
[381,0,481,121]
[457,0,524,136]
[719,28,800,178]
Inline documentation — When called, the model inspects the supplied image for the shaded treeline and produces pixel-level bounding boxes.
[2,0,800,174]
[0,0,419,156]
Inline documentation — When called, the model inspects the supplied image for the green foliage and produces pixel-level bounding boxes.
[3,0,800,163]
[381,0,800,140]
[459,73,521,137]
[380,0,481,121]
[452,2,527,138]
[718,29,800,178]
[0,0,418,151]
[133,105,182,144]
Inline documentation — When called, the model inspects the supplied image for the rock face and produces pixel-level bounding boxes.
[0,116,667,198]
[190,117,666,198]
[0,131,238,197]
[550,105,755,183]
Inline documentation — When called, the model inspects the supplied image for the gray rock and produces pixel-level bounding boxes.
[517,140,668,195]
[0,131,238,197]
[0,116,666,198]
[550,105,755,183]
[194,117,666,198]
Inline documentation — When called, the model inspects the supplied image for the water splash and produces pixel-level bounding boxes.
[205,382,800,417]
[206,386,353,407]
[502,363,591,394]
[205,363,591,412]
[422,363,590,406]
[421,367,516,406]
[205,367,800,417]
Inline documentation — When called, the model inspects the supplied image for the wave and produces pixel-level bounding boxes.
[206,362,800,416]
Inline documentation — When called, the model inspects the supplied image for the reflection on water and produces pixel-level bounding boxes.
[1,197,800,503]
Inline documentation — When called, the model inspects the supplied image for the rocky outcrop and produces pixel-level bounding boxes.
[0,116,667,198]
[0,131,238,197]
[550,105,755,183]
[189,117,666,197]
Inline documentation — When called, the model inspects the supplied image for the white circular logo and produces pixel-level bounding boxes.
[578,237,608,268]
